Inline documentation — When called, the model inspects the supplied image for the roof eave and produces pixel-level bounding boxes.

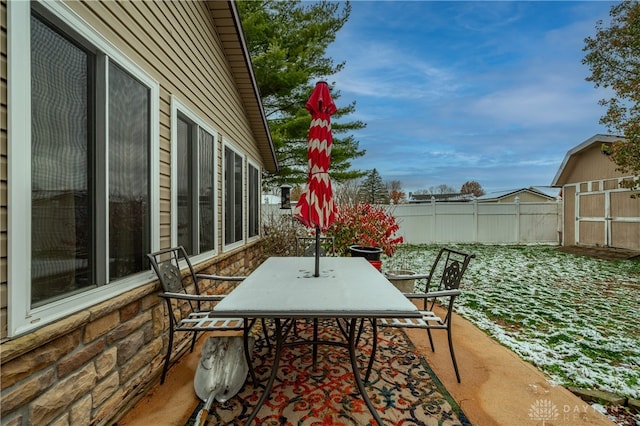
[207,0,278,172]
[551,134,623,186]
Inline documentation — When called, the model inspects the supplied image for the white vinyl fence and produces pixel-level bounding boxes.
[390,200,561,245]
[263,199,562,245]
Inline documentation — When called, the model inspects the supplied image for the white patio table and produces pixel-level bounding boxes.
[212,256,420,425]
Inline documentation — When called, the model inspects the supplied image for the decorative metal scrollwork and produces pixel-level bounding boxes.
[159,262,181,292]
[442,261,461,290]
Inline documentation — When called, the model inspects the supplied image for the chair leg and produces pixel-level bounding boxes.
[447,325,461,383]
[190,331,198,352]
[161,330,174,384]
[426,328,435,352]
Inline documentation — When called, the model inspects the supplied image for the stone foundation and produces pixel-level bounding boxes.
[0,243,263,425]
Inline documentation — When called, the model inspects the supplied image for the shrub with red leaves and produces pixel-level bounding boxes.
[326,203,404,257]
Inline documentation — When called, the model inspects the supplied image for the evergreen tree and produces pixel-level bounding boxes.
[358,169,389,204]
[237,0,366,188]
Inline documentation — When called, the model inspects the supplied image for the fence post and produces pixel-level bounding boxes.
[515,196,521,243]
[556,198,563,245]
[431,196,436,242]
[473,198,478,242]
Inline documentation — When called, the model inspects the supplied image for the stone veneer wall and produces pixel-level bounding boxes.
[0,243,263,426]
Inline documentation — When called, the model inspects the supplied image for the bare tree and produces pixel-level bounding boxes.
[412,189,431,195]
[460,180,485,197]
[386,180,406,204]
[429,184,456,194]
[333,179,361,205]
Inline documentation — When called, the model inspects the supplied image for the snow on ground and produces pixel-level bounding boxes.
[382,244,640,400]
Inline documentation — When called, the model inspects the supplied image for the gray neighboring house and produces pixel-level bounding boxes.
[408,193,475,203]
[476,186,560,203]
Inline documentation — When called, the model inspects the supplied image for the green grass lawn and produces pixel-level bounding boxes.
[382,244,640,399]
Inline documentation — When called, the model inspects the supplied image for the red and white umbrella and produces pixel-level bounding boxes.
[294,81,338,275]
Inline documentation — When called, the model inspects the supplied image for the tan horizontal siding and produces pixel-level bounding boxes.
[71,1,259,154]
[60,0,265,248]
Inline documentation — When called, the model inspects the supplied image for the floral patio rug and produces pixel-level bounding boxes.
[187,320,470,426]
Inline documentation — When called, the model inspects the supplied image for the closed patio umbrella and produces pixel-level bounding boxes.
[294,81,338,277]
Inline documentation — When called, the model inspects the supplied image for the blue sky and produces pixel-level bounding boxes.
[325,1,617,194]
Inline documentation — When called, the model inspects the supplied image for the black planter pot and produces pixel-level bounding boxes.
[349,245,382,261]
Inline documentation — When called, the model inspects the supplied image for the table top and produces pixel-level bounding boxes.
[213,257,419,319]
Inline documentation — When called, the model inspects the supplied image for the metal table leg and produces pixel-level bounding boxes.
[244,318,284,425]
[347,318,384,425]
[364,318,377,383]
[312,318,319,365]
[243,319,258,387]
[245,318,382,425]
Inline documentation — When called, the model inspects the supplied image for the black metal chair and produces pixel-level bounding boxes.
[380,247,475,383]
[295,236,335,257]
[147,246,257,384]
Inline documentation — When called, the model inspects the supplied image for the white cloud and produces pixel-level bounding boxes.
[325,1,615,193]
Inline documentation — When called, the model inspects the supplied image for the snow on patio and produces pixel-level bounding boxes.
[383,244,640,401]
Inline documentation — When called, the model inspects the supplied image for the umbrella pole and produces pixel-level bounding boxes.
[315,225,320,277]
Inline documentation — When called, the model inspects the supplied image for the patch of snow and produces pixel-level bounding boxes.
[384,244,640,400]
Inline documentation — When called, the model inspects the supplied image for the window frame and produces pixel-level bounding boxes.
[7,0,160,337]
[170,96,219,262]
[222,140,246,251]
[247,159,261,241]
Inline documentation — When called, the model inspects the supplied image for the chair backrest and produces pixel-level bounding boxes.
[296,237,335,257]
[427,247,475,292]
[147,246,204,316]
[147,246,199,293]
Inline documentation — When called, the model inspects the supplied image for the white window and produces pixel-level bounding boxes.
[8,1,159,336]
[248,161,261,239]
[223,143,245,249]
[171,98,218,258]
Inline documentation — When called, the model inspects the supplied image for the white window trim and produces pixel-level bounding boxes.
[222,140,246,252]
[170,96,219,263]
[7,0,160,337]
[247,158,262,242]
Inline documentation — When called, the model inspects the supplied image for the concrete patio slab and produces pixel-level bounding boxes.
[116,308,614,426]
[405,306,613,426]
